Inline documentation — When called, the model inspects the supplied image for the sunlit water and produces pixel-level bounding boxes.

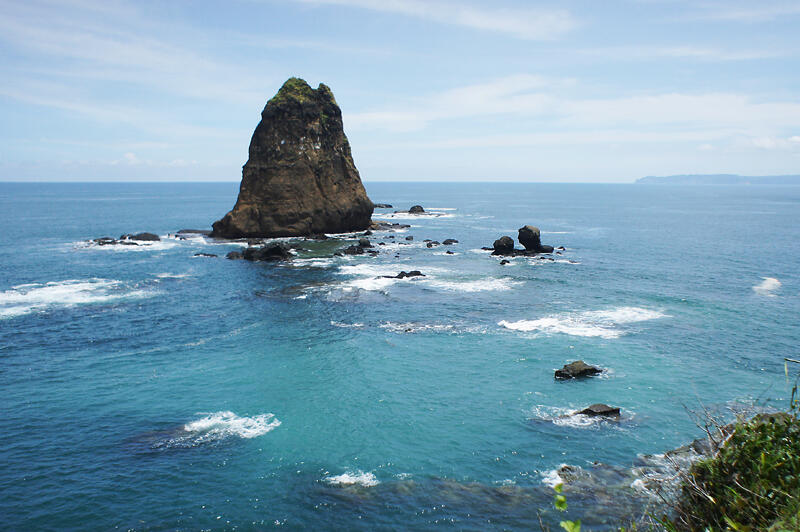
[1,182,798,530]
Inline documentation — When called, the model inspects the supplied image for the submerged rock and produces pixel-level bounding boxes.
[121,232,160,241]
[555,360,603,380]
[211,77,373,238]
[193,253,218,258]
[373,203,393,208]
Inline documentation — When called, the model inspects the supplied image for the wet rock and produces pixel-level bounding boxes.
[373,203,393,208]
[500,259,510,265]
[92,237,116,245]
[362,230,373,236]
[307,233,329,241]
[409,205,425,214]
[405,236,413,241]
[369,221,411,231]
[193,253,218,258]
[557,246,566,251]
[576,404,621,418]
[343,245,365,255]
[242,243,292,261]
[358,237,372,248]
[518,225,553,253]
[492,236,515,254]
[426,241,440,248]
[132,232,160,241]
[177,229,212,236]
[555,360,603,380]
[445,250,455,255]
[442,239,459,245]
[226,251,244,260]
[380,270,425,279]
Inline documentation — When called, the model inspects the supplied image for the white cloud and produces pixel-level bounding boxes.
[294,0,576,40]
[581,45,782,62]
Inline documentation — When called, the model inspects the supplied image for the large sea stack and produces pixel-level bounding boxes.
[211,78,374,238]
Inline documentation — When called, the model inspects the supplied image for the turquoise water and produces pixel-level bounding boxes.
[1,182,798,530]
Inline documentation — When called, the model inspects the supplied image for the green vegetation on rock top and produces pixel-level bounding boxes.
[267,77,336,107]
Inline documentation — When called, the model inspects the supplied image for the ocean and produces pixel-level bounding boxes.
[1,182,798,530]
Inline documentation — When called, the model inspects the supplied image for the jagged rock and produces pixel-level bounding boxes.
[120,232,160,241]
[576,404,620,418]
[211,78,373,238]
[442,239,458,245]
[373,203,393,208]
[380,270,425,279]
[343,245,364,255]
[518,225,554,253]
[193,253,218,258]
[555,360,603,380]
[226,251,244,260]
[409,205,425,213]
[492,236,515,254]
[242,243,292,261]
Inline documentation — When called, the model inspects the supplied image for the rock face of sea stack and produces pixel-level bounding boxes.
[211,78,374,238]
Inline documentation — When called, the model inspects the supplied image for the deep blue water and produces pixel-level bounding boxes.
[1,182,798,530]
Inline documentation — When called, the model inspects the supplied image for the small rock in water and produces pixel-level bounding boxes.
[576,404,620,418]
[373,203,393,208]
[555,360,602,380]
[194,253,218,258]
[380,270,425,279]
[500,259,510,265]
[226,251,244,260]
[426,241,440,248]
[445,250,455,255]
[243,243,292,261]
[358,237,372,248]
[405,236,413,241]
[409,205,425,213]
[128,232,160,241]
[492,236,515,255]
[343,245,365,255]
[442,239,458,245]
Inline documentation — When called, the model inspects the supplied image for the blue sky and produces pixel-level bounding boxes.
[1,0,799,182]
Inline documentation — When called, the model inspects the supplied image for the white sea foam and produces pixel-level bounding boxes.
[0,279,155,319]
[540,464,571,487]
[182,411,281,441]
[752,277,781,296]
[372,211,455,220]
[324,470,379,487]
[76,237,180,252]
[426,277,522,292]
[499,306,665,339]
[155,272,192,279]
[331,321,365,328]
[530,405,626,428]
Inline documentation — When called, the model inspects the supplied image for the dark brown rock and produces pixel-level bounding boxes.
[226,251,244,260]
[555,360,603,380]
[242,243,292,261]
[211,78,373,238]
[492,236,515,254]
[576,404,620,418]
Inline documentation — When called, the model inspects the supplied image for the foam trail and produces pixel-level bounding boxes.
[499,306,665,339]
[0,279,154,319]
[324,470,379,487]
[752,277,780,296]
[182,411,281,441]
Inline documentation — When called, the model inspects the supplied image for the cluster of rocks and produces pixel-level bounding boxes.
[552,360,620,419]
[90,232,160,246]
[339,237,379,256]
[226,243,293,261]
[489,226,558,256]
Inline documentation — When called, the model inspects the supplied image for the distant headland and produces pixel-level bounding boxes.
[636,174,800,185]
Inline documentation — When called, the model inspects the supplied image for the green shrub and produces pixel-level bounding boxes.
[676,412,800,531]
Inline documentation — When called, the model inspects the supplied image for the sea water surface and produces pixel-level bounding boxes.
[1,182,798,530]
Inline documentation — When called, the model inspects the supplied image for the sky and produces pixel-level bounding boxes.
[0,0,799,183]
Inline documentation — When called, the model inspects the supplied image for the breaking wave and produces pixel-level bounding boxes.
[324,470,379,487]
[752,277,781,296]
[499,307,666,339]
[0,279,155,319]
[153,411,281,449]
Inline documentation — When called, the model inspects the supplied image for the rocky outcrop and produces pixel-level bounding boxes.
[211,77,373,238]
[373,203,393,208]
[242,243,292,261]
[576,404,621,418]
[409,205,425,213]
[380,271,425,279]
[493,236,515,254]
[518,226,554,253]
[555,361,603,380]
